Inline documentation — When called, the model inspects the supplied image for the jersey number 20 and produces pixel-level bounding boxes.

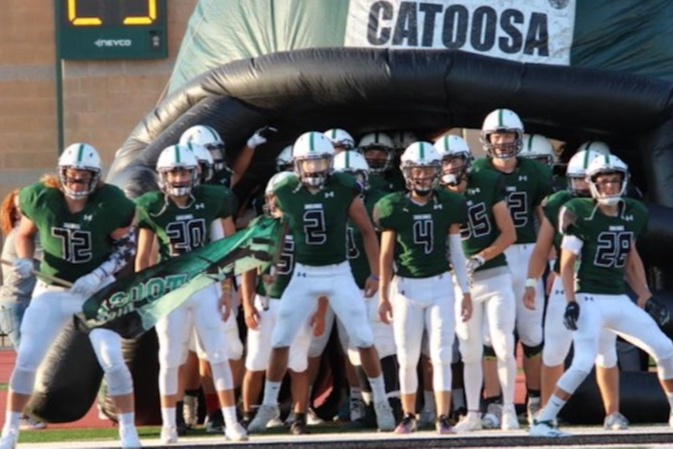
[166,219,207,256]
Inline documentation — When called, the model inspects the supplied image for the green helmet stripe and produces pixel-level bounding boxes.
[175,145,181,163]
[583,149,591,168]
[375,131,379,143]
[526,134,534,152]
[420,143,425,160]
[444,136,450,152]
[586,141,594,151]
[310,132,315,152]
[498,109,504,126]
[77,144,84,163]
[346,149,351,167]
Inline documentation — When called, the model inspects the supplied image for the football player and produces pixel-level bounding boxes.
[529,155,673,436]
[324,129,355,154]
[179,124,276,188]
[358,132,405,192]
[247,131,396,433]
[520,134,556,169]
[524,148,625,429]
[434,135,519,431]
[334,150,400,427]
[241,172,326,435]
[375,141,472,435]
[134,145,247,443]
[473,109,553,422]
[0,144,141,449]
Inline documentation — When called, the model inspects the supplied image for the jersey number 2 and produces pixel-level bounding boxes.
[52,228,92,263]
[303,210,327,245]
[506,191,528,228]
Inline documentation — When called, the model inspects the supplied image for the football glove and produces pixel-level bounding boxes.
[12,258,33,279]
[70,269,104,298]
[645,296,671,328]
[247,126,278,149]
[563,302,580,331]
[466,255,485,275]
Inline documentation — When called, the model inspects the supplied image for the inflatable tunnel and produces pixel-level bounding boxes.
[37,48,673,424]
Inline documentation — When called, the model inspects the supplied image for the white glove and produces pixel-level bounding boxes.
[70,269,104,298]
[246,126,277,149]
[12,258,33,279]
[466,255,485,275]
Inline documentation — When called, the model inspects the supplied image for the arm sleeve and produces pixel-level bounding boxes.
[210,219,225,242]
[561,235,584,256]
[449,233,470,294]
[94,226,137,278]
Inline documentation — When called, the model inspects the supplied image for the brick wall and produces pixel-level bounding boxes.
[0,0,198,200]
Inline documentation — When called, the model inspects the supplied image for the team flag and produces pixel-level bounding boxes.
[76,216,282,338]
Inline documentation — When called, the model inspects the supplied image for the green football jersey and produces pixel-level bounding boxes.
[19,182,135,283]
[369,171,406,193]
[212,167,233,189]
[457,170,508,272]
[473,157,553,244]
[374,189,467,278]
[561,197,647,295]
[274,172,360,266]
[542,190,573,273]
[256,233,295,299]
[347,189,386,289]
[135,185,233,262]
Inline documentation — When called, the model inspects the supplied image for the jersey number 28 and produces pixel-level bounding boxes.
[594,231,633,268]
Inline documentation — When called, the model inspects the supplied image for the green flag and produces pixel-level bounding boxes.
[77,216,282,339]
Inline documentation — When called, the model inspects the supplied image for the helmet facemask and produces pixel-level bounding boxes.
[481,130,523,159]
[567,174,591,197]
[402,162,440,196]
[295,154,333,188]
[588,170,627,205]
[205,143,226,172]
[440,154,471,186]
[362,146,394,174]
[263,192,281,218]
[529,154,554,167]
[159,167,199,197]
[59,166,101,200]
[197,161,214,184]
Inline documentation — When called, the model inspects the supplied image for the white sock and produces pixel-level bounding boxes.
[368,375,387,403]
[3,412,21,432]
[222,406,238,428]
[161,407,176,428]
[262,380,282,406]
[423,390,436,413]
[118,412,135,430]
[538,395,566,422]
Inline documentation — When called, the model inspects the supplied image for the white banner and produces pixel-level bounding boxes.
[345,0,576,65]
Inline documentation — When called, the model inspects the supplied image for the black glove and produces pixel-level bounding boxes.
[645,297,671,328]
[563,302,580,331]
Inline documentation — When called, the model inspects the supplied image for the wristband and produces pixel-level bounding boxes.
[369,274,380,281]
[525,278,537,288]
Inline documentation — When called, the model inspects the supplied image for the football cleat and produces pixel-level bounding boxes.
[604,412,629,430]
[159,426,178,445]
[224,422,249,441]
[528,419,570,437]
[374,400,396,431]
[453,412,482,432]
[247,404,280,433]
[394,414,417,434]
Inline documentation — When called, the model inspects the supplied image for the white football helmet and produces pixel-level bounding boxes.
[156,144,199,196]
[58,143,102,200]
[578,140,611,156]
[390,131,418,151]
[434,135,472,186]
[333,150,370,190]
[400,141,441,195]
[586,154,629,205]
[566,150,601,196]
[480,108,524,159]
[292,131,335,188]
[179,125,226,172]
[521,134,555,167]
[276,145,294,172]
[324,129,355,151]
[183,142,214,183]
[264,171,295,218]
[358,132,395,173]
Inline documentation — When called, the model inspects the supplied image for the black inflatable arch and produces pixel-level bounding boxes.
[105,48,673,424]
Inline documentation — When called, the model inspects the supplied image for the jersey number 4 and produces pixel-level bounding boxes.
[413,217,434,254]
[594,231,633,268]
[52,227,92,263]
[166,219,207,256]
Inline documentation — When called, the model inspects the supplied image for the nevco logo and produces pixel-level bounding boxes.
[94,39,132,48]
